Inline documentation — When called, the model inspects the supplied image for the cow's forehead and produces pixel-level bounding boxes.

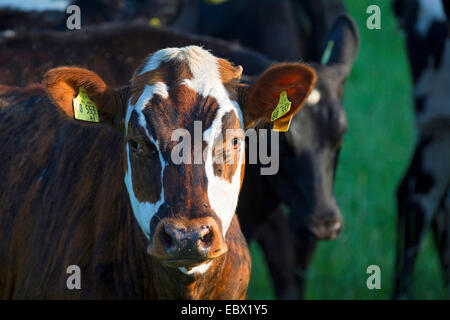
[126,46,243,143]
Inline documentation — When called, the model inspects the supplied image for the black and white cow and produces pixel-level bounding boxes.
[393,0,450,299]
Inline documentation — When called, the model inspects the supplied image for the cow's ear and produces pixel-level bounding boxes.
[238,63,316,128]
[321,14,359,78]
[44,67,124,130]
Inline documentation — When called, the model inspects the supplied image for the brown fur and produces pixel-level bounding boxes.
[0,22,272,88]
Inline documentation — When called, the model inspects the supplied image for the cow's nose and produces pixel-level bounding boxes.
[310,211,342,240]
[162,223,212,256]
[147,217,227,267]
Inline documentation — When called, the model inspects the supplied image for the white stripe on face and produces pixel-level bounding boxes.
[124,83,168,239]
[175,47,244,237]
[203,108,244,237]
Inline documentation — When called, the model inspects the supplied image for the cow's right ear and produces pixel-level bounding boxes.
[44,67,124,130]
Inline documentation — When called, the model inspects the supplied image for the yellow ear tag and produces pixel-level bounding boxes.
[273,114,293,132]
[73,88,100,123]
[149,17,161,27]
[204,0,229,4]
[271,91,291,121]
[271,91,292,132]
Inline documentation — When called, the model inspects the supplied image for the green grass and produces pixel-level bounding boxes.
[246,0,446,300]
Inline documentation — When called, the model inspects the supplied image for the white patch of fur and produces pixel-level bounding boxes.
[203,108,243,237]
[138,48,186,75]
[172,46,244,237]
[2,30,16,38]
[416,0,446,36]
[178,261,213,275]
[125,82,168,135]
[124,83,168,238]
[306,89,321,105]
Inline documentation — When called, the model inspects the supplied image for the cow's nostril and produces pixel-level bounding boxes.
[200,229,213,245]
[161,227,175,249]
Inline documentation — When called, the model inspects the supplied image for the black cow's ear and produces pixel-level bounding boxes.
[44,67,125,130]
[321,14,359,78]
[443,0,450,20]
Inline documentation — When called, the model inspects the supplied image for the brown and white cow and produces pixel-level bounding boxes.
[0,46,315,299]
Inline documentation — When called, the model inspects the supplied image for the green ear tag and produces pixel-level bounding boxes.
[271,91,292,122]
[321,40,335,65]
[73,88,99,123]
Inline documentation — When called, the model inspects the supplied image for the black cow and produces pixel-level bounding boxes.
[172,0,346,62]
[393,0,450,299]
[0,0,180,32]
[238,15,358,299]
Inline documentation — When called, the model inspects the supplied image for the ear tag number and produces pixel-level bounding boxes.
[73,88,100,123]
[271,91,291,121]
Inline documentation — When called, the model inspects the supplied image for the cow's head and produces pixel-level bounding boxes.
[44,46,315,273]
[271,15,359,240]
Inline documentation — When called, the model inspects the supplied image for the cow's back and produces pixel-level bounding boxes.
[0,87,153,298]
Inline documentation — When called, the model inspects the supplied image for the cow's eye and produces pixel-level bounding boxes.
[128,139,143,156]
[147,143,158,159]
[231,137,241,149]
[129,139,158,159]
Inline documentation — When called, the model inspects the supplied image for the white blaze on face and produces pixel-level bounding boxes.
[124,83,169,239]
[175,47,244,237]
[203,112,244,237]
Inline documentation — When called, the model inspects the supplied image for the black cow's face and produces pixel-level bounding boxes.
[273,64,348,240]
[267,14,359,241]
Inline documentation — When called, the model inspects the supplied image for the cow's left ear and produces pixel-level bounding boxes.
[44,67,124,129]
[238,63,316,128]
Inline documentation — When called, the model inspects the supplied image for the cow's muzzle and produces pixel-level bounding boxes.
[147,217,227,268]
